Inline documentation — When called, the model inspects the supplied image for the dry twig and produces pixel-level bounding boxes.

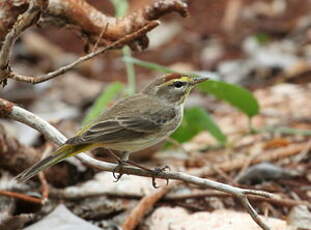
[0,0,188,86]
[50,187,310,209]
[38,143,53,202]
[0,0,187,43]
[0,190,42,204]
[122,182,176,230]
[0,98,274,230]
[8,21,159,84]
[165,191,311,208]
[0,0,48,86]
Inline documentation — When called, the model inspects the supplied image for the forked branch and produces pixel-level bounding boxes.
[0,0,188,87]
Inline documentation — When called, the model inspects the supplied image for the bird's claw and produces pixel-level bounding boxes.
[152,165,170,188]
[113,161,124,182]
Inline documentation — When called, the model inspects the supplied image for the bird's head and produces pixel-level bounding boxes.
[142,73,208,105]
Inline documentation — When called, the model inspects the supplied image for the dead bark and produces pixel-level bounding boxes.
[0,0,188,46]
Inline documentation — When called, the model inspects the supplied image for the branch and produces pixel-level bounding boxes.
[0,0,48,87]
[45,0,188,46]
[122,183,176,230]
[50,187,311,208]
[0,0,188,86]
[0,190,42,204]
[0,98,273,230]
[0,0,187,44]
[8,21,159,84]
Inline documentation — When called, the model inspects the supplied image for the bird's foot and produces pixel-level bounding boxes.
[112,160,125,182]
[151,165,170,188]
[112,159,170,188]
[123,160,170,188]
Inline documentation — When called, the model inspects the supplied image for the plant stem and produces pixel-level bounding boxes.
[123,46,136,95]
[111,0,136,95]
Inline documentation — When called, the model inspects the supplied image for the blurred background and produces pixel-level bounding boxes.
[0,0,310,229]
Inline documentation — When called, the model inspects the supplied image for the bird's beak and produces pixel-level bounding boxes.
[192,75,209,85]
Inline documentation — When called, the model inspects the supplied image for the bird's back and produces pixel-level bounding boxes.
[67,93,183,152]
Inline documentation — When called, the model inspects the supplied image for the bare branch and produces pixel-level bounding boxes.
[0,190,42,204]
[46,0,188,45]
[0,0,187,44]
[122,183,176,230]
[239,195,267,230]
[0,0,187,86]
[0,98,273,230]
[50,187,311,208]
[0,0,48,87]
[8,21,159,84]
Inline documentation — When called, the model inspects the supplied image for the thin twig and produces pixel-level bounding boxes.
[38,173,48,203]
[0,0,47,86]
[0,0,188,87]
[8,21,159,84]
[239,195,266,230]
[38,143,53,202]
[0,190,42,204]
[91,23,109,53]
[49,188,311,208]
[122,182,176,230]
[0,98,272,230]
[164,191,311,208]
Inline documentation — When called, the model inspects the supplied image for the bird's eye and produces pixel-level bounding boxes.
[173,81,185,88]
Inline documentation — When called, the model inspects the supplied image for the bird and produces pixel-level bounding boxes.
[15,73,209,183]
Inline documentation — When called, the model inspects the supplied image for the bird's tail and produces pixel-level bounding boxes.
[14,144,88,183]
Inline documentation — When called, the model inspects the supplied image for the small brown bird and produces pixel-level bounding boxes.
[15,73,208,182]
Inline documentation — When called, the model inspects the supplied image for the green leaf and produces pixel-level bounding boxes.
[172,107,227,144]
[254,33,270,44]
[110,0,128,18]
[82,82,124,126]
[198,80,260,117]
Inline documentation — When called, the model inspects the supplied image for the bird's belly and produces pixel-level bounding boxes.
[106,134,164,152]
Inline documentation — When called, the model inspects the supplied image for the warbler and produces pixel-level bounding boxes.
[15,73,208,182]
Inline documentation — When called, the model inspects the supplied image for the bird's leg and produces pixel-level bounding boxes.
[107,149,127,181]
[124,159,154,172]
[107,150,149,181]
[124,160,170,188]
[107,150,170,187]
[124,159,171,188]
[151,165,171,188]
[112,161,124,182]
[107,150,153,172]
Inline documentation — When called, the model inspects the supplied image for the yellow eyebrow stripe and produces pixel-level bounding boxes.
[176,76,191,82]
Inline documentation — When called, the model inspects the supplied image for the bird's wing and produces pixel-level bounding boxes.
[66,116,160,145]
